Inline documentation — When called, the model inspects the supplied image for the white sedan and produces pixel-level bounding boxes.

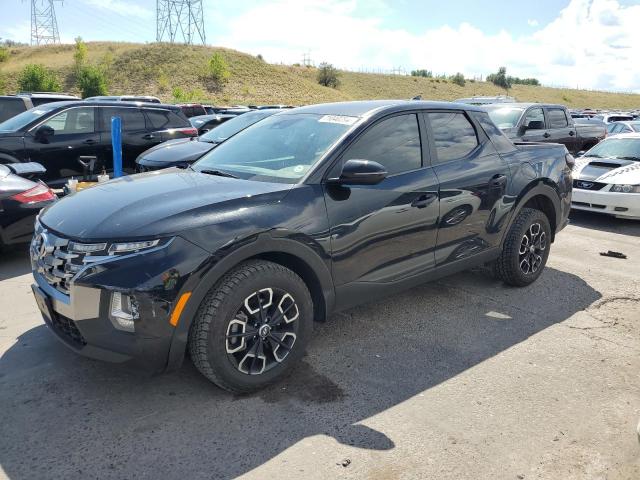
[572,133,640,220]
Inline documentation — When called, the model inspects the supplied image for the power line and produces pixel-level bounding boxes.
[30,0,62,45]
[156,0,206,45]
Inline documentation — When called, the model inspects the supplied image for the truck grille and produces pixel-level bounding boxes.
[30,224,104,296]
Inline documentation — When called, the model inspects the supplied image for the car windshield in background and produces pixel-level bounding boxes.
[200,110,278,143]
[586,138,640,160]
[0,103,59,132]
[0,98,26,123]
[193,113,357,183]
[630,122,640,132]
[484,106,524,128]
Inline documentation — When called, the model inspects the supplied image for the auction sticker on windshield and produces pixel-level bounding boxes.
[318,115,358,125]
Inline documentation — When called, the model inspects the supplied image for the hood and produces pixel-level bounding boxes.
[39,168,293,240]
[573,156,640,184]
[136,137,215,166]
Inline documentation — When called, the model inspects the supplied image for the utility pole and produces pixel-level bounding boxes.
[30,0,62,45]
[156,0,206,45]
[302,51,312,67]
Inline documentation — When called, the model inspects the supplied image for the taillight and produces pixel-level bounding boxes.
[10,183,56,204]
[178,127,198,136]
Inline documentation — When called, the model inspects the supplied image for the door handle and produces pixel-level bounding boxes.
[411,194,437,209]
[83,138,97,145]
[543,132,551,138]
[569,130,575,136]
[142,134,155,140]
[490,174,507,188]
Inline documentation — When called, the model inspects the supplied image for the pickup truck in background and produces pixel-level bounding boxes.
[484,103,606,154]
[0,93,80,123]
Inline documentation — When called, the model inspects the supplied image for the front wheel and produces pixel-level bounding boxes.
[495,208,551,287]
[188,260,313,393]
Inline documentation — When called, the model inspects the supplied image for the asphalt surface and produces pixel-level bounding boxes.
[0,210,639,480]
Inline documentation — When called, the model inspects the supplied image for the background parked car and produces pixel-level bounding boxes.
[176,103,208,118]
[0,162,56,249]
[572,133,640,220]
[606,121,640,135]
[0,93,80,123]
[136,108,283,171]
[85,95,161,103]
[484,103,605,154]
[189,113,236,135]
[593,113,635,124]
[0,101,196,186]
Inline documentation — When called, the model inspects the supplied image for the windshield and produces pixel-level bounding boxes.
[0,103,59,132]
[200,110,277,143]
[586,138,640,160]
[484,106,524,129]
[193,113,357,183]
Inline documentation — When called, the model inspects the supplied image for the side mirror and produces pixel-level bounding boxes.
[330,159,387,185]
[35,125,54,142]
[576,151,585,157]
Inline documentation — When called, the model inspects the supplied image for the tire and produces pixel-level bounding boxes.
[495,208,551,287]
[188,260,313,393]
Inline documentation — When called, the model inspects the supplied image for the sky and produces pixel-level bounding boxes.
[1,0,640,92]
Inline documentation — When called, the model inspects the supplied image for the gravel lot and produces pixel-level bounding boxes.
[0,210,639,480]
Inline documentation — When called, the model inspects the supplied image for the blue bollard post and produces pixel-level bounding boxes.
[111,116,123,178]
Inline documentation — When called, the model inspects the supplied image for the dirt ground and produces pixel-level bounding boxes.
[0,210,639,480]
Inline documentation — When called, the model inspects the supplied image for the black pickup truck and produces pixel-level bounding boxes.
[30,100,572,393]
[484,103,605,154]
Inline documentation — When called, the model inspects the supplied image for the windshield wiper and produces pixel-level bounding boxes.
[198,169,239,179]
[617,156,640,161]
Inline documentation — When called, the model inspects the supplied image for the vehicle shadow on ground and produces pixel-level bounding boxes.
[569,210,640,237]
[0,267,601,479]
[0,246,31,281]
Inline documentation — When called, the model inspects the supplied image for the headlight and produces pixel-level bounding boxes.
[109,239,160,254]
[610,184,640,193]
[68,238,170,256]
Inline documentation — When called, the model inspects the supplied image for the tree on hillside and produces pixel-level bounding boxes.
[77,65,108,98]
[317,62,340,88]
[207,52,230,85]
[487,66,511,91]
[17,64,60,92]
[73,37,88,72]
[451,72,465,87]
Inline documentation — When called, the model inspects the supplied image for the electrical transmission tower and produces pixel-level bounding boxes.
[156,0,206,45]
[30,0,62,45]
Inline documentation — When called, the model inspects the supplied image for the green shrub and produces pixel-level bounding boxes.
[207,52,230,84]
[451,72,465,87]
[157,70,169,93]
[411,69,432,78]
[0,72,6,94]
[17,64,60,92]
[317,62,340,88]
[77,65,108,98]
[0,46,9,63]
[487,67,512,91]
[172,87,204,102]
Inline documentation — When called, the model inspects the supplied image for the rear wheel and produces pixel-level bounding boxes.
[495,208,551,287]
[188,260,313,393]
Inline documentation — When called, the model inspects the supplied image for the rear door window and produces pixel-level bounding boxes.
[427,112,479,164]
[547,108,568,128]
[99,107,147,132]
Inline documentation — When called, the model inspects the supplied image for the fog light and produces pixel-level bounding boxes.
[109,292,139,332]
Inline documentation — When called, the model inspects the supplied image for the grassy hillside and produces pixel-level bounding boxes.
[1,42,639,109]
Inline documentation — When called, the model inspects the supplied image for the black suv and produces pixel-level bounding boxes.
[31,100,572,393]
[0,101,197,185]
[0,93,80,123]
